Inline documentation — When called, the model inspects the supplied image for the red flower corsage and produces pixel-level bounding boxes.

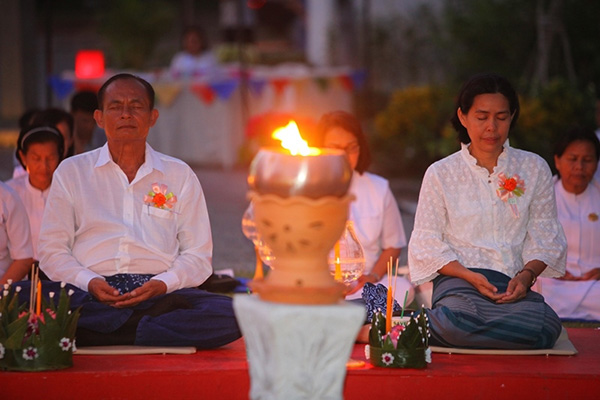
[496,173,525,218]
[144,183,177,210]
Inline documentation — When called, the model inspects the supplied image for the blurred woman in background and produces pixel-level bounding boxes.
[536,127,600,321]
[6,125,64,261]
[316,110,415,306]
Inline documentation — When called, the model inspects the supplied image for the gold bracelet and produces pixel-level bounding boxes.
[518,268,537,287]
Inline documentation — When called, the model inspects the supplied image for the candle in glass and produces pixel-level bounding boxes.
[253,246,264,280]
[334,241,341,280]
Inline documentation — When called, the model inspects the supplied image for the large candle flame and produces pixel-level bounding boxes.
[272,121,320,156]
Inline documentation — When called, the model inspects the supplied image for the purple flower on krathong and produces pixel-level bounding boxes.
[0,343,5,359]
[22,346,39,360]
[381,352,394,366]
[59,337,72,351]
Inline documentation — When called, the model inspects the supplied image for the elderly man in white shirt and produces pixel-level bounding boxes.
[36,73,241,348]
[0,181,33,284]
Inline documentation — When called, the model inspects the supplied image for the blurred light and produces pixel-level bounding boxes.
[75,50,105,79]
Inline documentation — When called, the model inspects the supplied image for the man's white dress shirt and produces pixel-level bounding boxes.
[38,143,213,293]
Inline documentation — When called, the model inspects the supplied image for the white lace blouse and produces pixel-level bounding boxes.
[408,142,567,285]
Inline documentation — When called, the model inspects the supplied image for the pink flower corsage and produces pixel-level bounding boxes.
[144,183,177,210]
[496,173,525,218]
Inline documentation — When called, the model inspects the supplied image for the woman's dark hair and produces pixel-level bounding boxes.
[450,73,520,144]
[30,108,75,138]
[30,108,75,157]
[71,90,99,114]
[18,108,41,130]
[16,125,64,168]
[554,126,600,163]
[97,73,155,110]
[316,110,372,174]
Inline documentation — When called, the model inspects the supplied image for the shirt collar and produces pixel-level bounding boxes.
[95,143,112,168]
[94,143,166,180]
[24,175,49,196]
[460,139,511,175]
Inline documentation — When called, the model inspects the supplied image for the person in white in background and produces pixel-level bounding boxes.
[0,181,33,285]
[169,26,218,78]
[6,125,64,261]
[594,99,600,182]
[535,127,600,321]
[315,110,415,306]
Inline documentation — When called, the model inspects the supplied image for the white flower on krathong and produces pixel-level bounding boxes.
[144,182,177,210]
[0,343,5,359]
[72,340,77,353]
[59,337,72,351]
[22,346,39,360]
[381,352,394,366]
[68,289,74,296]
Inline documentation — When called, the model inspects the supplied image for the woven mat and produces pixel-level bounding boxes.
[75,346,197,355]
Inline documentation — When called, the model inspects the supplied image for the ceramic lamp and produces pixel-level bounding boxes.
[247,147,353,304]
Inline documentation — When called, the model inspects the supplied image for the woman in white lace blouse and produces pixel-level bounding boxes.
[408,73,567,349]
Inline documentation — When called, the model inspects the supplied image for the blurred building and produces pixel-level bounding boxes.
[0,0,440,128]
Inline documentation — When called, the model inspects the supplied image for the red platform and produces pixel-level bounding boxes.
[1,328,598,400]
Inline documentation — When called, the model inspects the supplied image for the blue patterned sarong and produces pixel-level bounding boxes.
[361,282,403,323]
[105,274,154,295]
[426,268,562,349]
[15,276,241,349]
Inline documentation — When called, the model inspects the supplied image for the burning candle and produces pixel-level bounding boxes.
[248,121,352,199]
[36,279,42,316]
[385,258,393,333]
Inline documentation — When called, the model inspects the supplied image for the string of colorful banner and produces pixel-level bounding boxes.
[48,69,367,108]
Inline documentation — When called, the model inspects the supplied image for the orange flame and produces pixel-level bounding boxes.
[272,121,320,156]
